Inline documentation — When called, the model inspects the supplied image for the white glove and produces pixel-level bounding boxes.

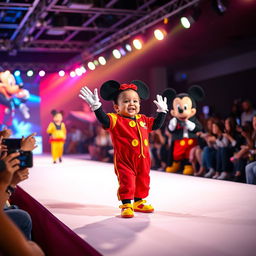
[168,117,177,131]
[79,86,102,111]
[153,95,168,113]
[19,103,30,119]
[185,120,196,131]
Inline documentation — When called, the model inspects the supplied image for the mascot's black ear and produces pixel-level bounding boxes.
[131,80,149,100]
[100,80,120,101]
[188,85,205,102]
[163,88,177,107]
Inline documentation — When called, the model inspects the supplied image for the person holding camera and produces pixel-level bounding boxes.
[0,147,44,255]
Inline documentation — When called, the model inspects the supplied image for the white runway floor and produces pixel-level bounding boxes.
[20,154,256,256]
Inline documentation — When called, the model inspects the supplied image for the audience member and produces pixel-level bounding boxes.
[240,99,256,126]
[245,160,256,184]
[0,143,44,255]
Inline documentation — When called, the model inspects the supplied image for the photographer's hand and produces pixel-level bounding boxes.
[0,127,12,139]
[0,136,7,154]
[0,152,20,187]
[10,168,29,187]
[21,132,37,151]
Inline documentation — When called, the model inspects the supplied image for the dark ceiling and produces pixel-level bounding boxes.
[0,0,256,72]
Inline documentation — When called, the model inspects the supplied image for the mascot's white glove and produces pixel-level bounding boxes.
[185,120,196,131]
[153,95,168,113]
[79,86,102,111]
[168,117,177,131]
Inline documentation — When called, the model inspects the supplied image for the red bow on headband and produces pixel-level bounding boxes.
[119,83,138,91]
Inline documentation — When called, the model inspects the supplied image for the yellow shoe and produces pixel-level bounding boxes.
[183,165,194,175]
[119,203,134,218]
[166,161,181,173]
[133,200,154,213]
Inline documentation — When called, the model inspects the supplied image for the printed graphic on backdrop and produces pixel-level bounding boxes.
[0,69,42,153]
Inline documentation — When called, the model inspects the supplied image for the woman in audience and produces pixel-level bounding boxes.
[196,117,217,178]
[231,119,254,182]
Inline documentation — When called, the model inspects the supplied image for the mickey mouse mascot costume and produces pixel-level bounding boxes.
[163,85,204,175]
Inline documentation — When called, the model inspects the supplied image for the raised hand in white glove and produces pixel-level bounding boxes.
[168,117,177,131]
[153,95,168,113]
[185,119,196,131]
[79,86,102,111]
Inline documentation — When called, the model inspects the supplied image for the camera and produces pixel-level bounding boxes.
[2,138,33,168]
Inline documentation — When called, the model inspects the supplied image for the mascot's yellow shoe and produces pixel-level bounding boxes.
[119,203,134,218]
[133,200,154,213]
[166,161,181,173]
[183,165,194,175]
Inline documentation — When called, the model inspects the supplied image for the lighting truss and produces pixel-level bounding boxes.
[70,0,202,66]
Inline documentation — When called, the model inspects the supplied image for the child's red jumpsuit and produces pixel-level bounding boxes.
[106,113,154,200]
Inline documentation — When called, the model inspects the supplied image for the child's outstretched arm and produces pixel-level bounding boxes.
[79,86,110,128]
[152,95,168,130]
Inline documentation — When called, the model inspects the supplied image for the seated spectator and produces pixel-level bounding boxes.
[66,126,82,154]
[4,167,32,240]
[196,117,217,178]
[150,128,167,171]
[231,117,255,181]
[245,160,256,184]
[88,126,113,162]
[240,99,256,127]
[0,144,44,255]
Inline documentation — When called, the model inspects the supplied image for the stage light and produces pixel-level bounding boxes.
[98,56,106,65]
[180,16,193,29]
[14,70,21,76]
[27,70,34,77]
[70,71,76,77]
[93,60,99,66]
[80,66,86,73]
[119,47,126,56]
[39,70,45,77]
[125,44,132,52]
[163,17,169,24]
[154,29,165,40]
[59,70,65,77]
[75,67,83,76]
[181,6,201,29]
[112,49,121,59]
[212,0,227,15]
[132,39,143,50]
[87,62,96,70]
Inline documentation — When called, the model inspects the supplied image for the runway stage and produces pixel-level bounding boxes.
[17,154,256,256]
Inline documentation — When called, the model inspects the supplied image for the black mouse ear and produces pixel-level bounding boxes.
[100,80,120,101]
[163,88,177,107]
[188,85,205,101]
[130,80,149,100]
[51,109,57,116]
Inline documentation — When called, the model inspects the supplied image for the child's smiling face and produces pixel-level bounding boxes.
[114,89,140,118]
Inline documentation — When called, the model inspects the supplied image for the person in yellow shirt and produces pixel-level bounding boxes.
[47,110,66,164]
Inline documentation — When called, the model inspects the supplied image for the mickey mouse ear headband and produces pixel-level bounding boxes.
[51,109,64,116]
[100,80,149,101]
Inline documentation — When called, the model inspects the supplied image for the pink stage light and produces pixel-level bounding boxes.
[39,70,46,77]
[59,70,65,77]
[70,71,76,77]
